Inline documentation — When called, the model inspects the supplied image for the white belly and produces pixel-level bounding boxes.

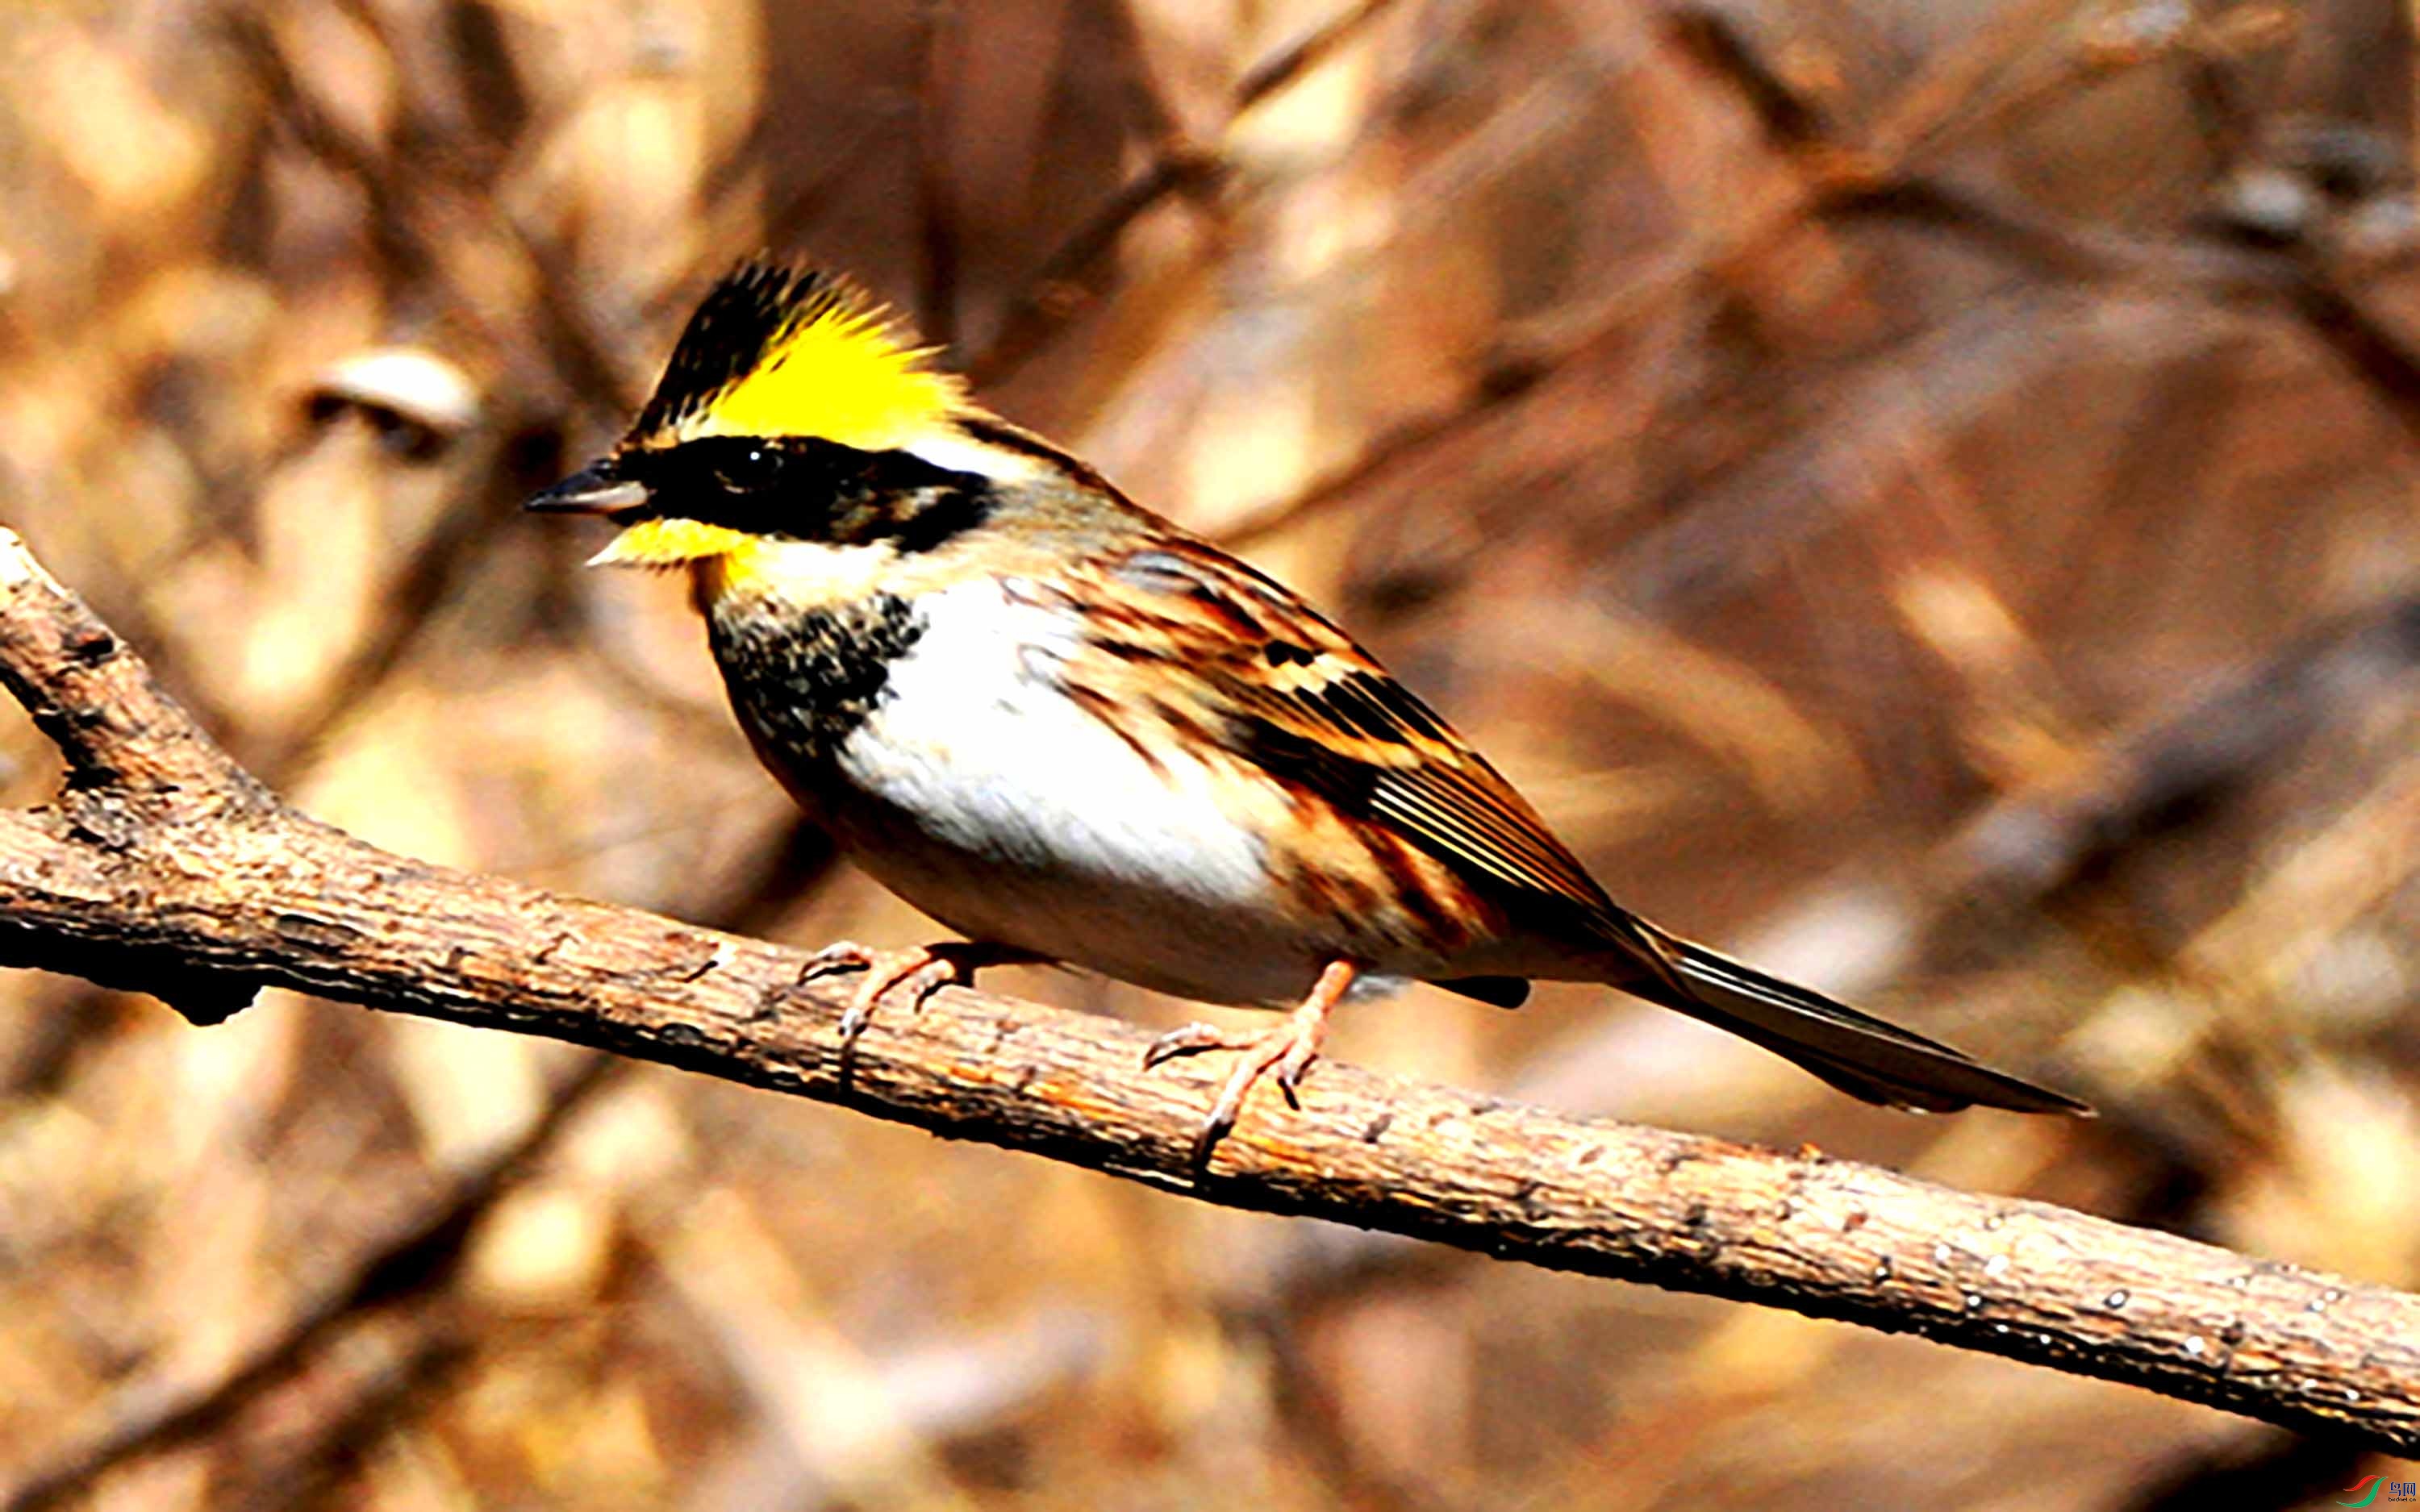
[814,578,1349,1004]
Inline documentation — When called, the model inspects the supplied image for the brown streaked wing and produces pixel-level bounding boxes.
[1066,539,1661,952]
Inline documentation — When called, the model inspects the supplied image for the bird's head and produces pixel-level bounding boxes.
[528,259,1037,581]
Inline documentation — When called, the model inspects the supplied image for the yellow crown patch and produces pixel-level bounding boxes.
[629,260,974,453]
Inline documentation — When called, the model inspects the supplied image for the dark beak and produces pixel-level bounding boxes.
[525,457,651,516]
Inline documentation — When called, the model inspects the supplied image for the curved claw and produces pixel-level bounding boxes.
[1191,1098,1242,1169]
[802,941,878,982]
[1192,1046,1283,1164]
[893,958,962,1017]
[1141,1021,1235,1071]
[1142,960,1360,1168]
[1275,1039,1321,1109]
[813,941,1049,1076]
[822,943,954,1073]
[835,991,882,1076]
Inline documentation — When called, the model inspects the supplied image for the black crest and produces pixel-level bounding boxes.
[630,259,860,439]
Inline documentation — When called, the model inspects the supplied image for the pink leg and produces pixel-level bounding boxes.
[1142,960,1358,1166]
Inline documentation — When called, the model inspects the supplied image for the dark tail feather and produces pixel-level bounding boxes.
[1642,937,2091,1116]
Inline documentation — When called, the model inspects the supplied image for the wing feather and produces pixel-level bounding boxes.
[1066,539,1639,937]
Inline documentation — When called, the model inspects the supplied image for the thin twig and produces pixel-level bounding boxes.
[1,1054,620,1512]
[1207,1,2358,554]
[966,0,1403,385]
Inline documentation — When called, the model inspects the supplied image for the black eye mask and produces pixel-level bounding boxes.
[620,435,993,551]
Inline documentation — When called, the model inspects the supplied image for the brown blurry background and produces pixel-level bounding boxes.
[3,0,2420,1506]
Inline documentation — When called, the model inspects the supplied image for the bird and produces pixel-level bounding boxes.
[528,257,2089,1164]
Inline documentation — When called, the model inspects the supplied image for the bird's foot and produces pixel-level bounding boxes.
[803,939,1041,1070]
[1141,960,1358,1167]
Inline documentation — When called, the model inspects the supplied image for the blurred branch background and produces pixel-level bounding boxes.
[1,0,2418,1506]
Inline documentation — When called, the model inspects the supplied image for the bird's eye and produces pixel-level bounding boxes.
[716,445,785,493]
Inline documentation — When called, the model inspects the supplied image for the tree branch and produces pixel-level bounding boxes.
[0,527,2414,1452]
